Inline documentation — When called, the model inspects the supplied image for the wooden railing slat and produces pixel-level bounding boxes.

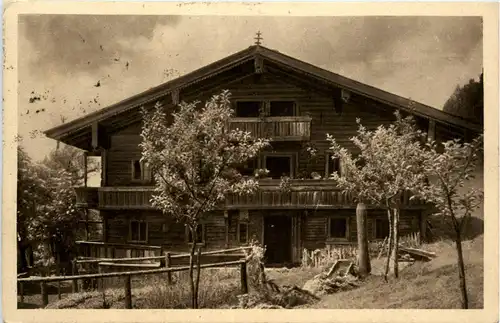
[18,260,247,283]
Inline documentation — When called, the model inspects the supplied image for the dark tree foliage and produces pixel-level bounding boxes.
[443,72,483,126]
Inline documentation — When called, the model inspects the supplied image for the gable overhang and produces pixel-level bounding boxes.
[44,45,482,151]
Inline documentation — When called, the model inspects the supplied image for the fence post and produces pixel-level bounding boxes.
[71,260,78,293]
[165,252,172,285]
[19,281,24,304]
[124,275,132,309]
[240,261,248,294]
[57,281,62,300]
[98,264,103,290]
[40,281,48,307]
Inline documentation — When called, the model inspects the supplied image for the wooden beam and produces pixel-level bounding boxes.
[428,120,436,142]
[83,152,88,187]
[333,88,343,114]
[101,149,107,187]
[171,89,180,106]
[91,122,99,150]
[254,56,264,74]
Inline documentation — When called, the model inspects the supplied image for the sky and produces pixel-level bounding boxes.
[18,15,483,161]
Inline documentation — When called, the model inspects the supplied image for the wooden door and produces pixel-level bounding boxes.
[263,215,292,265]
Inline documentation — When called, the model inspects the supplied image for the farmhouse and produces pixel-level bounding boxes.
[44,42,482,266]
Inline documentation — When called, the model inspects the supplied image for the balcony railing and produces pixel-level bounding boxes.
[229,116,312,141]
[74,181,425,210]
[74,187,99,208]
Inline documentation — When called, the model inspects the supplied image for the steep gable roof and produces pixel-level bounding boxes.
[44,45,482,150]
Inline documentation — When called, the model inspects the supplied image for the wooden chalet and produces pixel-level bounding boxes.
[44,42,482,266]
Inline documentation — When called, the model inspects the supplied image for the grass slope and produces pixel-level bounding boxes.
[309,237,484,309]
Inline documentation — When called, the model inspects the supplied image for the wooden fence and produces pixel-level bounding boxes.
[301,232,422,268]
[75,241,163,259]
[18,246,252,309]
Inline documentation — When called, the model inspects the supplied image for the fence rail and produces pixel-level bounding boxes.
[18,246,252,309]
[75,246,252,264]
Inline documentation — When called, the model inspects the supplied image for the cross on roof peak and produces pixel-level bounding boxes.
[254,31,263,46]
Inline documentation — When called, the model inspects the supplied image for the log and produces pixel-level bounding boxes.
[398,246,436,261]
[325,260,339,278]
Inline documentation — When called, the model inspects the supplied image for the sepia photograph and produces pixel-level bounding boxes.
[3,2,499,322]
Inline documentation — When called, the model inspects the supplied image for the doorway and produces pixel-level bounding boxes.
[263,215,292,265]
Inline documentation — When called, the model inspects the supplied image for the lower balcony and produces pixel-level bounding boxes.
[74,181,425,210]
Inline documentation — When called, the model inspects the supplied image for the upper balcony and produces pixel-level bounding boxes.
[74,180,425,210]
[228,116,312,141]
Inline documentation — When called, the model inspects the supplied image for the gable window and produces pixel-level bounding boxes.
[325,152,341,178]
[328,217,349,240]
[235,101,261,118]
[269,101,295,117]
[374,218,390,240]
[131,160,152,182]
[263,155,294,179]
[129,220,148,243]
[187,224,205,244]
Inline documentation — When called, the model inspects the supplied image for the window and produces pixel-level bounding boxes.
[235,101,261,117]
[264,155,293,179]
[131,160,152,182]
[269,101,295,117]
[328,217,348,240]
[238,223,249,244]
[129,220,148,243]
[187,224,205,244]
[325,152,341,178]
[374,218,390,240]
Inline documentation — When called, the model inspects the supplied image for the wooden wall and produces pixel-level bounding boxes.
[104,72,402,185]
[102,207,421,263]
[301,209,421,251]
[104,210,258,252]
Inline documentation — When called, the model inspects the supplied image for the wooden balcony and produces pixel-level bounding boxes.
[229,116,312,141]
[74,187,99,208]
[75,181,425,210]
[225,179,352,209]
[98,187,155,210]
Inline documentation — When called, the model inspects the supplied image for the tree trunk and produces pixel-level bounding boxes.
[188,225,197,309]
[194,246,202,308]
[454,222,469,309]
[390,207,400,278]
[356,202,371,277]
[384,207,393,281]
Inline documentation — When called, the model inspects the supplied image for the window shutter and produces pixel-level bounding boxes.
[339,156,347,178]
[142,161,152,181]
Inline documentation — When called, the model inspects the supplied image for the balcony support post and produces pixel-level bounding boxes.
[83,151,88,187]
[85,209,89,241]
